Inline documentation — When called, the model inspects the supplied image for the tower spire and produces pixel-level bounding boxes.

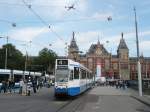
[121,32,123,39]
[73,31,75,40]
[69,31,79,50]
[97,35,100,46]
[118,32,128,50]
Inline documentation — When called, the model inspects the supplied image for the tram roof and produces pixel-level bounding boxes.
[56,59,92,72]
[0,69,41,76]
[0,69,11,74]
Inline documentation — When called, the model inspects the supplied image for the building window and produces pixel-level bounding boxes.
[88,58,93,70]
[121,63,128,69]
[105,59,109,69]
[131,65,135,71]
[113,63,118,70]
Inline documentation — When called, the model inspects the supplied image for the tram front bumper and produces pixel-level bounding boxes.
[55,87,68,95]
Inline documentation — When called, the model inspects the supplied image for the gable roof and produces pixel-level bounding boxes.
[87,44,109,55]
[69,32,79,51]
[118,33,128,50]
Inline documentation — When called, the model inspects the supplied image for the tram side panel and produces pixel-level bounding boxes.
[66,65,80,96]
[54,59,93,97]
[67,80,80,96]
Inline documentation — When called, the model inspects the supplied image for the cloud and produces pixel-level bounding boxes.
[69,30,150,55]
[140,41,150,51]
[139,31,150,38]
[0,0,88,23]
[51,38,67,56]
[75,31,100,51]
[8,27,49,42]
[27,0,88,19]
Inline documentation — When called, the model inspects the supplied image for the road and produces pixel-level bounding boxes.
[0,86,150,112]
[0,87,71,112]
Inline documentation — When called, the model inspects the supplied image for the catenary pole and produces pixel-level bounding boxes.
[134,7,142,96]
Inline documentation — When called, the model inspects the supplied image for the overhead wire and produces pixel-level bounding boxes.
[6,37,53,53]
[0,2,64,7]
[0,1,108,26]
[0,19,16,27]
[22,0,65,43]
[0,16,108,26]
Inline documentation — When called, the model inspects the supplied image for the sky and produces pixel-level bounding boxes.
[0,0,150,57]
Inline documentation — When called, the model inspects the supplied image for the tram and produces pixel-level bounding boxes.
[54,59,93,97]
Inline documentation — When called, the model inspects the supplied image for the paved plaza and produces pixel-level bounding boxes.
[0,86,150,112]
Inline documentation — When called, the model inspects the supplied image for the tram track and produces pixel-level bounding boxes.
[55,89,92,112]
[55,97,74,112]
[55,96,85,112]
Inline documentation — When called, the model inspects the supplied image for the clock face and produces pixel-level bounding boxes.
[96,49,102,55]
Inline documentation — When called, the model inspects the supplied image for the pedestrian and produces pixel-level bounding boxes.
[122,80,126,90]
[115,81,119,89]
[8,79,12,93]
[19,79,24,94]
[32,79,37,93]
[119,80,122,89]
[36,79,39,90]
[0,80,6,93]
[8,79,15,93]
[11,80,15,93]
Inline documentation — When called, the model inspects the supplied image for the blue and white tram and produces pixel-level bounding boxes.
[54,59,93,97]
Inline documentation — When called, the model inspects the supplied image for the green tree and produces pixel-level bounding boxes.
[0,44,24,70]
[32,48,57,73]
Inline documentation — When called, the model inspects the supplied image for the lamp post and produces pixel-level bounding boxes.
[0,36,8,69]
[20,44,28,79]
[29,41,32,72]
[134,7,142,96]
[65,42,68,58]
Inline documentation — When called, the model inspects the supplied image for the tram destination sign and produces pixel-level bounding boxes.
[57,60,68,65]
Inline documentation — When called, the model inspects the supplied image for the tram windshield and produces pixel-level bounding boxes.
[55,69,69,82]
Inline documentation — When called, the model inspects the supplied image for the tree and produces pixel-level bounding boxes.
[0,44,24,70]
[32,48,57,73]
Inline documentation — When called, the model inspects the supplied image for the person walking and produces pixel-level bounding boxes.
[32,79,37,93]
[115,81,119,89]
[0,80,6,93]
[122,80,126,90]
[8,79,14,93]
[19,79,24,94]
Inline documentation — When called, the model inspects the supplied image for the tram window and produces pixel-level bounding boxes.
[0,75,9,82]
[90,73,92,79]
[81,69,83,79]
[87,73,90,79]
[70,70,74,80]
[74,67,79,79]
[81,69,86,79]
[14,75,22,82]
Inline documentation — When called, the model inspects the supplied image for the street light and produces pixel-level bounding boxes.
[134,7,142,96]
[0,36,8,69]
[20,44,28,79]
[65,42,68,58]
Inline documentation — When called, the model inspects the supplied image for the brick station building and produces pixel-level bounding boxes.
[68,32,150,80]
